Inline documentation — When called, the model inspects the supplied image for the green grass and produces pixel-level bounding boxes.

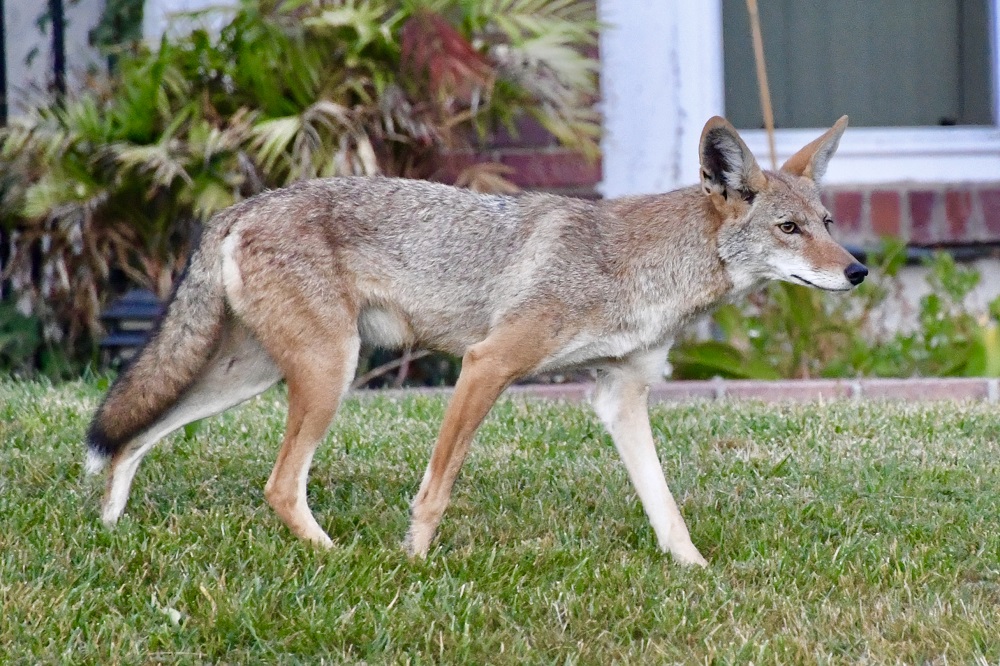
[2,380,999,664]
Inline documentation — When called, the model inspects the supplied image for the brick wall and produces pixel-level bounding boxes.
[823,184,1000,248]
[436,116,602,199]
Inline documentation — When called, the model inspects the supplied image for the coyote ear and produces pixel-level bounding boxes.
[781,115,848,184]
[699,116,766,203]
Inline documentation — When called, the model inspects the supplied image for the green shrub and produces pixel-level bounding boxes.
[0,0,599,373]
[671,242,1000,380]
[867,251,1000,377]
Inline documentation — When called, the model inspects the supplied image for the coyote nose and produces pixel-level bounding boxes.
[845,262,868,285]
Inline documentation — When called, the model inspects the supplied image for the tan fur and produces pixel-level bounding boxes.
[86,116,866,565]
[781,116,849,182]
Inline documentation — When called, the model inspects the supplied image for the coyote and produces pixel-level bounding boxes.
[87,116,866,566]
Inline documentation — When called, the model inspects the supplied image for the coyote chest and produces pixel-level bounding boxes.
[538,298,696,372]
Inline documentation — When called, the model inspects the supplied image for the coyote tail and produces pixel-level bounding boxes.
[86,226,228,472]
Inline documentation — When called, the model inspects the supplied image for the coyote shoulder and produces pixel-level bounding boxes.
[87,116,866,566]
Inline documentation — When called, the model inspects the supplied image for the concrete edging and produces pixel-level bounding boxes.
[358,378,1000,403]
[510,378,1000,403]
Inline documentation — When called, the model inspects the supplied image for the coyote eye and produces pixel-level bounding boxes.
[824,217,833,231]
[778,221,800,234]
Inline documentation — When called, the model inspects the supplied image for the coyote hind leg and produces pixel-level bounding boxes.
[261,332,360,547]
[101,321,281,526]
[225,231,361,547]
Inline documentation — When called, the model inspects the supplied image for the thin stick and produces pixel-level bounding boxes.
[393,348,414,389]
[351,349,433,389]
[746,0,777,169]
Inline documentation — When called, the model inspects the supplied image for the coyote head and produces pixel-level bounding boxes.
[699,116,867,293]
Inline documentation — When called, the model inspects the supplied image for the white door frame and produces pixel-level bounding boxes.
[599,0,1000,196]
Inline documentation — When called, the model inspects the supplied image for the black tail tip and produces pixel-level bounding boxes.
[86,418,122,459]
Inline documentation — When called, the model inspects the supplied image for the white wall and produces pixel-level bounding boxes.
[2,0,238,115]
[598,1,723,197]
[4,0,104,115]
[143,0,235,42]
[874,260,1000,334]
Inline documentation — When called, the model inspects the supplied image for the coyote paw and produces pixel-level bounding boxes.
[402,524,435,558]
[671,541,708,567]
[308,532,335,549]
[100,501,125,528]
[100,512,120,528]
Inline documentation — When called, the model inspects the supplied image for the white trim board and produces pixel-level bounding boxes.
[742,126,1000,185]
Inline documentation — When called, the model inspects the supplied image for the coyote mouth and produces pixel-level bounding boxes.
[790,274,851,292]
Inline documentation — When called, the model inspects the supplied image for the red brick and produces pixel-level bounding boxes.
[499,150,601,189]
[724,380,852,401]
[908,190,938,245]
[869,190,901,238]
[649,381,718,402]
[366,379,999,404]
[434,151,488,182]
[508,383,588,401]
[489,116,557,149]
[832,191,863,233]
[859,378,989,401]
[944,190,973,241]
[980,188,1000,237]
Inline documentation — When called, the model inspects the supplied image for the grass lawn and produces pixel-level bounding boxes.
[2,380,999,664]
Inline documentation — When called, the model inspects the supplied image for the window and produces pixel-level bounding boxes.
[598,0,1000,194]
[722,0,993,129]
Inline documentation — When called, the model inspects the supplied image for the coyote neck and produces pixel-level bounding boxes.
[602,187,738,324]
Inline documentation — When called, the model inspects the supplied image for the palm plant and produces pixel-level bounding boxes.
[0,0,600,370]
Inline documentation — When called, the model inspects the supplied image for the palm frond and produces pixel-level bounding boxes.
[248,115,303,174]
[113,141,193,190]
[0,0,603,363]
[22,175,80,220]
[305,2,391,48]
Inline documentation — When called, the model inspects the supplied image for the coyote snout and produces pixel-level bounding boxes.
[767,235,866,293]
[88,113,865,568]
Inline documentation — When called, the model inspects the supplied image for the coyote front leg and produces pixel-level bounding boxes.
[591,355,708,566]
